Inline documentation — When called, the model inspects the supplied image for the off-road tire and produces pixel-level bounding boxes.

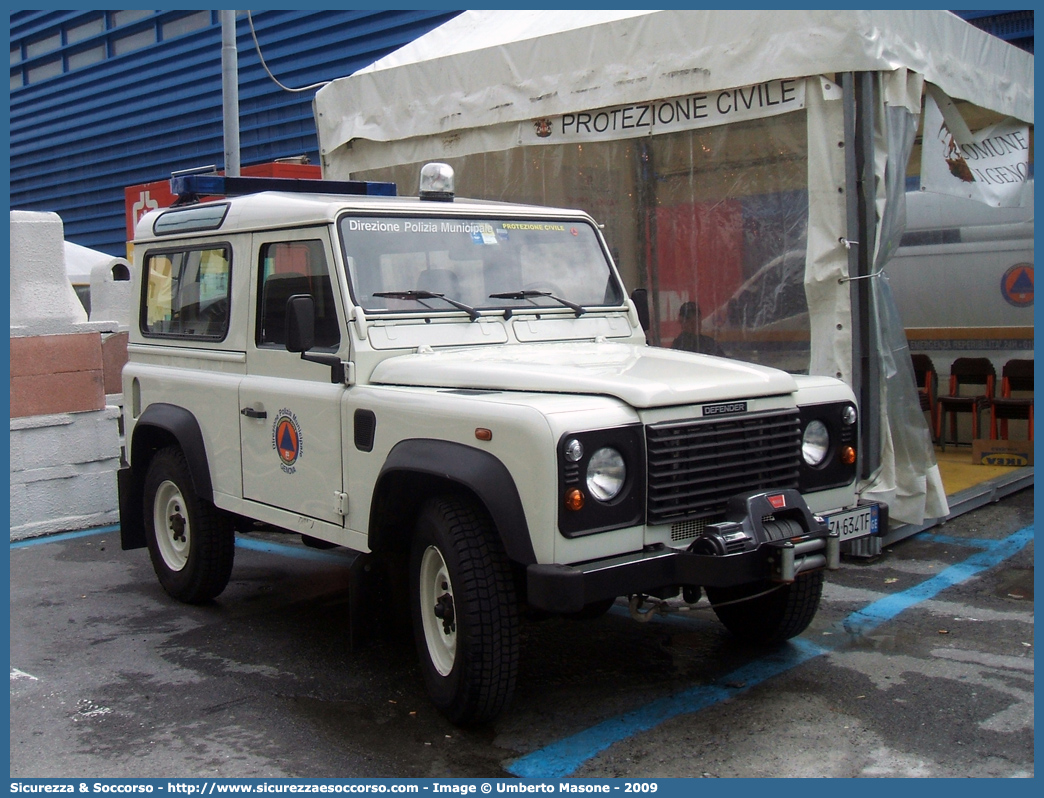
[143,446,235,604]
[706,570,824,645]
[409,495,519,726]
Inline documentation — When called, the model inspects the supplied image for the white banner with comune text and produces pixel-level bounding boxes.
[920,88,1031,208]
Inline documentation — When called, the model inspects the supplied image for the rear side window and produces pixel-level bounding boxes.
[141,245,231,340]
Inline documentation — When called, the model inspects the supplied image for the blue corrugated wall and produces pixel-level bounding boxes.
[10,10,459,257]
[953,10,1033,52]
[11,10,1029,257]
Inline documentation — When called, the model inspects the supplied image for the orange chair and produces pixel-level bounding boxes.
[911,354,937,426]
[935,357,995,450]
[986,359,1033,441]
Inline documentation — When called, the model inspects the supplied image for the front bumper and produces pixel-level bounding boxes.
[527,489,874,614]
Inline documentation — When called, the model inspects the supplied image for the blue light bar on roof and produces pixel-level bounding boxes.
[169,173,397,202]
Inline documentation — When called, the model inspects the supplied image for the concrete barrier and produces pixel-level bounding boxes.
[9,211,122,540]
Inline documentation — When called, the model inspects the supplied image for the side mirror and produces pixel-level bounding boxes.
[285,294,315,353]
[630,288,650,332]
[285,293,345,384]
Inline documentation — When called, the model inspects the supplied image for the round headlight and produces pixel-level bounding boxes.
[802,420,830,466]
[586,447,626,501]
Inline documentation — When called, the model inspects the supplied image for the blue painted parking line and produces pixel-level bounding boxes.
[11,517,1033,778]
[506,524,1034,778]
[8,523,355,565]
[507,637,827,779]
[842,525,1034,637]
[9,525,119,549]
[234,535,357,564]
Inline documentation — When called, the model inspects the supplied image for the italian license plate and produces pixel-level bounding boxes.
[825,504,878,541]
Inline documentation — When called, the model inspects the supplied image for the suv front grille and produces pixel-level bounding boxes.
[646,409,801,525]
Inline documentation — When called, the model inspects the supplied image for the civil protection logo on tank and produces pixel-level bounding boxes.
[271,409,303,474]
[1001,263,1033,308]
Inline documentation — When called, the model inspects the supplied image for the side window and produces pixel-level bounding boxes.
[257,240,340,349]
[142,246,231,339]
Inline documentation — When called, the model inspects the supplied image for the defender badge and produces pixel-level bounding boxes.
[272,409,303,474]
[702,401,747,417]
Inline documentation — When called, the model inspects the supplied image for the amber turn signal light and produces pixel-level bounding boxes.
[840,446,856,465]
[564,488,585,511]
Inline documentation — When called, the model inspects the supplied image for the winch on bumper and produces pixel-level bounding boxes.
[527,489,842,614]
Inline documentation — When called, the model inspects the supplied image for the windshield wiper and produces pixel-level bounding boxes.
[489,290,586,318]
[373,290,481,322]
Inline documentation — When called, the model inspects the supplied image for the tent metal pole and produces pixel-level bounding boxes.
[842,72,881,480]
[636,139,662,346]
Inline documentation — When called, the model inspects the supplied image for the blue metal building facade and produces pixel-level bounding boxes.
[10,10,460,257]
[953,9,1034,52]
[10,10,1029,258]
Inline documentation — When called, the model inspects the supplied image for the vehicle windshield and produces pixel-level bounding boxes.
[339,215,625,316]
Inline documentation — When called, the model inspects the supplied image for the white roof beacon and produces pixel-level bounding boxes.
[418,162,455,202]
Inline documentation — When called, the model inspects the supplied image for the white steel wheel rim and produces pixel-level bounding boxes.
[153,480,190,572]
[419,545,456,676]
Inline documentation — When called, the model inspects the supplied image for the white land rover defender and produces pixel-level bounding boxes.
[119,163,884,725]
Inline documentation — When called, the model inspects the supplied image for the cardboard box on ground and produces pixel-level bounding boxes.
[971,439,1033,467]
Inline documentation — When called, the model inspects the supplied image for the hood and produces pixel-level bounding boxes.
[369,342,797,409]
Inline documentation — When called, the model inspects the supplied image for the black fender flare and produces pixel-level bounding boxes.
[132,403,214,500]
[369,439,536,565]
[120,403,214,550]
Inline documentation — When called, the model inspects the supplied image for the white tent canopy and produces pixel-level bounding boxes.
[316,9,1032,167]
[313,10,1033,530]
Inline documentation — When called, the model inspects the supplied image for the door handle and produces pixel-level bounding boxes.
[241,407,267,419]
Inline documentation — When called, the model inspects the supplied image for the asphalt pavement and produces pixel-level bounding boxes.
[9,488,1034,778]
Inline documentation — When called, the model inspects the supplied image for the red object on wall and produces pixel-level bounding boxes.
[124,162,322,240]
